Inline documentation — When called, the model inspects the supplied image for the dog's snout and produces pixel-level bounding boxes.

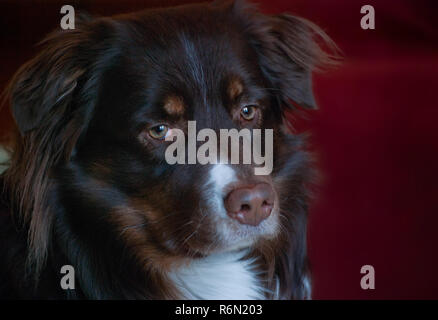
[224,183,274,226]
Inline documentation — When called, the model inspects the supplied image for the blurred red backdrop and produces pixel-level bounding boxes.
[1,0,437,299]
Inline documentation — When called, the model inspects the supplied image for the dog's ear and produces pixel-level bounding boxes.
[232,1,339,110]
[5,17,118,278]
[261,14,334,110]
[10,18,93,135]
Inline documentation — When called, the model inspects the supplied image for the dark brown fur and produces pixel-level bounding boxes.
[0,0,338,299]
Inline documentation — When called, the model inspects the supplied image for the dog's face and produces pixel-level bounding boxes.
[78,8,288,256]
[8,1,333,287]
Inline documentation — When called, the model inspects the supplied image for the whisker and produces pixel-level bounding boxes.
[120,223,147,235]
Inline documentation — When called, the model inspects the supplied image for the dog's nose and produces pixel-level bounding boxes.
[224,183,275,226]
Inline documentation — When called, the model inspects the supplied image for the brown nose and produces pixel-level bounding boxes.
[224,183,275,226]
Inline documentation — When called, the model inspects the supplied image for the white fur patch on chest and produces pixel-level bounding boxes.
[169,250,268,300]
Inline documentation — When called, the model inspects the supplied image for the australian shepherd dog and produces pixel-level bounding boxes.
[0,0,336,299]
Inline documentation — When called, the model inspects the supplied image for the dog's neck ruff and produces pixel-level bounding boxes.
[168,250,270,300]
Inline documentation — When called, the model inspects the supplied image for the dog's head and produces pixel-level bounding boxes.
[5,0,336,298]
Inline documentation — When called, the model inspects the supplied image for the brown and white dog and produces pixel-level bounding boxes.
[0,0,336,299]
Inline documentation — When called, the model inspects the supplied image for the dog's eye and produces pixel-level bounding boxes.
[148,124,169,140]
[240,105,257,121]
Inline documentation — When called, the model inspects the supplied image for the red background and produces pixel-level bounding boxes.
[1,0,437,299]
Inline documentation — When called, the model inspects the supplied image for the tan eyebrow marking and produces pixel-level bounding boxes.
[164,96,185,116]
[228,77,244,101]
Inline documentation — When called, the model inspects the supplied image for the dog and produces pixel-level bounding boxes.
[0,0,336,299]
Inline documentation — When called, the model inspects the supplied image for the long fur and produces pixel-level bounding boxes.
[0,0,338,299]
